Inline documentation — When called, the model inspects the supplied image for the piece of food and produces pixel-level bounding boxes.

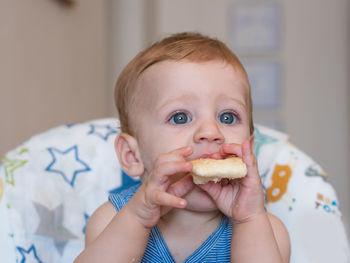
[190,157,247,184]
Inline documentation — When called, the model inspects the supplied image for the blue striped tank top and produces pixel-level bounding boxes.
[108,183,232,262]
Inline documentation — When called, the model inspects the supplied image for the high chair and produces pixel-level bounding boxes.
[0,118,349,262]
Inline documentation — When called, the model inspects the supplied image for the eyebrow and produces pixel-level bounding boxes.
[156,94,197,112]
[217,95,247,111]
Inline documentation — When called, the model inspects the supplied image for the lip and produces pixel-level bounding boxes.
[198,153,214,159]
[198,152,222,159]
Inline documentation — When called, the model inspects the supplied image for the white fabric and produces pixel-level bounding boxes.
[0,118,349,262]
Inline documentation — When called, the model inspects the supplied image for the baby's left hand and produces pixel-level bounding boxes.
[198,140,266,223]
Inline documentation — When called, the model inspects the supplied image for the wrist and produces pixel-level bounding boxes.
[231,210,267,225]
[122,201,154,231]
[126,188,159,229]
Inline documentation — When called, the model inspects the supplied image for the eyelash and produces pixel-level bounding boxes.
[221,110,240,120]
[167,111,192,125]
[218,110,240,125]
[167,110,241,125]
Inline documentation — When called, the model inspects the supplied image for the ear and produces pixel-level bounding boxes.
[115,133,144,177]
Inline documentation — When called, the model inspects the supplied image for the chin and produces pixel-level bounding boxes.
[185,186,218,212]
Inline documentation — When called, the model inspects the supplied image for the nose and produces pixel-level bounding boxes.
[193,119,224,144]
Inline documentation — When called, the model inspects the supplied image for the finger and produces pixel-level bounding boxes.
[168,174,195,198]
[197,181,222,201]
[170,145,193,157]
[242,140,259,177]
[221,143,243,157]
[152,189,187,209]
[151,161,193,186]
[155,146,193,167]
[242,140,254,166]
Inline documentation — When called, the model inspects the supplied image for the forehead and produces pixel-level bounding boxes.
[133,60,249,105]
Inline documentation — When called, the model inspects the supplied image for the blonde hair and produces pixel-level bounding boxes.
[114,32,254,134]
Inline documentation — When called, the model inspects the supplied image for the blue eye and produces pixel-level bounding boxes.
[219,112,238,124]
[169,112,191,125]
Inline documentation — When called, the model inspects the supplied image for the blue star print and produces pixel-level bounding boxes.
[17,244,43,263]
[66,123,76,128]
[87,124,118,141]
[45,145,91,187]
[83,213,90,234]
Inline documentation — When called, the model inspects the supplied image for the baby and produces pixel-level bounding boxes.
[75,32,290,262]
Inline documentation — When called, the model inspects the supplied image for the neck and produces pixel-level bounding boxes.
[157,209,224,262]
[158,208,222,233]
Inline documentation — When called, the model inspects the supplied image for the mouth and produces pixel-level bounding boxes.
[198,152,222,160]
[198,153,214,159]
[195,152,238,160]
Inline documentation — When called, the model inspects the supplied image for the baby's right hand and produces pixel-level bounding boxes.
[127,146,194,229]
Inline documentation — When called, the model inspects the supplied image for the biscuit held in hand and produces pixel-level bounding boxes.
[190,157,247,184]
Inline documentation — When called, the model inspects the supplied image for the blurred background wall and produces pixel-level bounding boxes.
[0,0,112,156]
[1,0,349,232]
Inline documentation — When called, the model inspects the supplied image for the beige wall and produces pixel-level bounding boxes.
[0,0,112,158]
[283,0,350,230]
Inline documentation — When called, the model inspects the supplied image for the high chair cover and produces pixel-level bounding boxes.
[0,118,349,262]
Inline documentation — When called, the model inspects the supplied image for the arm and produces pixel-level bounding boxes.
[74,146,194,263]
[231,212,290,263]
[75,201,151,262]
[230,140,290,262]
[199,141,290,263]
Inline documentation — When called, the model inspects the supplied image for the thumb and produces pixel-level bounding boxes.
[167,174,195,198]
[197,181,222,201]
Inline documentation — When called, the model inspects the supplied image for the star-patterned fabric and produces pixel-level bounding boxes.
[0,118,349,262]
[33,202,78,255]
[17,245,43,263]
[46,145,91,187]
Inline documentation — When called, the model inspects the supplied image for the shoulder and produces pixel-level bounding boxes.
[267,213,291,263]
[85,201,117,246]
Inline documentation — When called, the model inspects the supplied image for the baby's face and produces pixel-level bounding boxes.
[130,60,251,175]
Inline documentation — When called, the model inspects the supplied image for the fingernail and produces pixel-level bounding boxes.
[184,146,192,152]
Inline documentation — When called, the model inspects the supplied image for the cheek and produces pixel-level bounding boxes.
[224,126,251,144]
[138,139,158,170]
[139,131,191,167]
[137,133,173,169]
